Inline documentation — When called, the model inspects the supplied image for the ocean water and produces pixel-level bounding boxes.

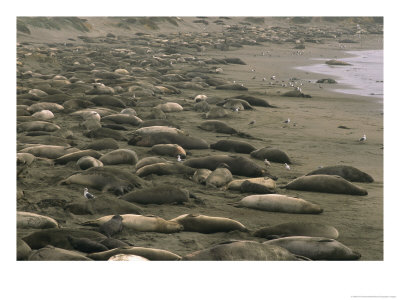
[297,50,383,99]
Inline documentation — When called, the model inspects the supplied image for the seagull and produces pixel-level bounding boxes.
[271,75,276,80]
[248,120,256,125]
[84,188,95,199]
[285,163,291,171]
[264,159,271,167]
[177,155,182,162]
[283,118,290,124]
[232,107,239,112]
[359,134,367,142]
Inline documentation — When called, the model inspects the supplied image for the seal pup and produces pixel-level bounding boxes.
[99,215,123,237]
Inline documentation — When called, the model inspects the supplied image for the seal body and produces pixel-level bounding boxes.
[88,246,181,261]
[135,156,168,170]
[237,194,323,214]
[205,167,233,188]
[99,215,123,237]
[250,147,291,163]
[28,246,92,261]
[306,165,374,183]
[54,149,102,164]
[67,236,109,253]
[151,144,186,158]
[17,211,59,229]
[193,169,212,184]
[121,185,189,205]
[76,156,104,170]
[136,162,195,177]
[284,175,368,195]
[198,120,237,134]
[99,149,139,165]
[210,140,256,154]
[253,222,339,239]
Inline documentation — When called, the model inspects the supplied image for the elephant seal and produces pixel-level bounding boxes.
[226,177,276,191]
[250,147,291,163]
[193,169,212,184]
[102,114,143,126]
[198,120,237,134]
[17,211,59,229]
[17,153,35,166]
[99,215,124,237]
[88,246,181,261]
[83,214,183,233]
[151,144,186,158]
[99,238,131,250]
[305,165,374,183]
[169,214,248,233]
[135,126,184,135]
[17,238,32,260]
[22,228,107,250]
[236,194,323,214]
[89,95,126,108]
[27,102,64,113]
[85,127,127,141]
[18,135,71,147]
[76,156,104,170]
[210,140,256,154]
[263,236,361,260]
[82,138,119,150]
[67,235,109,253]
[28,245,92,261]
[182,240,306,261]
[17,121,61,132]
[240,180,276,194]
[108,254,149,261]
[253,222,339,240]
[155,102,183,112]
[219,98,253,110]
[139,119,179,129]
[121,185,189,205]
[31,110,54,120]
[19,145,79,159]
[205,107,229,119]
[135,156,168,170]
[99,149,139,165]
[205,165,233,188]
[54,149,102,164]
[135,162,196,177]
[234,95,275,107]
[216,84,248,91]
[284,175,368,195]
[183,155,271,178]
[120,108,137,116]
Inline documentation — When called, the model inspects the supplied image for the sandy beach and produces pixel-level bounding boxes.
[16,16,383,262]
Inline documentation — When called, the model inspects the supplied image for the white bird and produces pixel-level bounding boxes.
[264,159,271,167]
[232,107,239,112]
[283,118,290,124]
[285,163,291,170]
[271,75,276,80]
[177,155,182,162]
[248,120,256,125]
[84,188,95,199]
[359,134,367,142]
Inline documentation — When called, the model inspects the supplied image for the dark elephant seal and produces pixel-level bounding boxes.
[210,140,256,154]
[99,149,139,165]
[76,156,104,170]
[306,165,374,183]
[218,98,253,110]
[17,121,61,132]
[169,214,248,233]
[22,228,107,250]
[17,238,32,260]
[85,127,127,141]
[28,246,92,261]
[216,84,248,91]
[236,194,323,214]
[136,162,196,177]
[284,175,368,195]
[83,214,183,233]
[182,240,307,261]
[205,107,228,119]
[198,120,238,134]
[183,155,271,178]
[102,114,143,126]
[54,149,102,164]
[240,180,276,194]
[135,156,168,170]
[89,95,126,108]
[263,236,361,260]
[88,246,181,261]
[250,147,291,163]
[82,138,119,150]
[17,211,59,229]
[99,238,131,249]
[67,235,109,253]
[121,185,189,205]
[226,177,276,191]
[99,215,124,237]
[151,144,186,158]
[253,222,339,239]
[19,145,79,159]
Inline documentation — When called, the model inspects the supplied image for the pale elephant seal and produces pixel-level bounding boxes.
[205,107,228,119]
[76,156,104,170]
[305,165,374,183]
[31,110,54,120]
[28,245,92,261]
[182,240,307,261]
[17,121,61,133]
[205,165,233,188]
[193,169,212,184]
[236,194,323,214]
[169,214,248,233]
[99,238,131,250]
[250,147,291,163]
[17,211,59,229]
[22,228,107,250]
[17,153,35,166]
[120,108,137,116]
[27,102,64,113]
[99,149,139,165]
[19,145,79,159]
[210,140,256,154]
[226,177,276,191]
[139,119,178,128]
[54,149,102,164]
[99,215,123,237]
[253,222,339,239]
[83,214,183,233]
[121,185,189,205]
[263,236,361,260]
[151,144,186,158]
[67,235,109,253]
[183,155,271,178]
[284,175,368,195]
[135,156,168,170]
[108,254,149,261]
[88,246,181,261]
[155,102,183,112]
[17,238,32,260]
[135,162,196,177]
[102,114,143,126]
